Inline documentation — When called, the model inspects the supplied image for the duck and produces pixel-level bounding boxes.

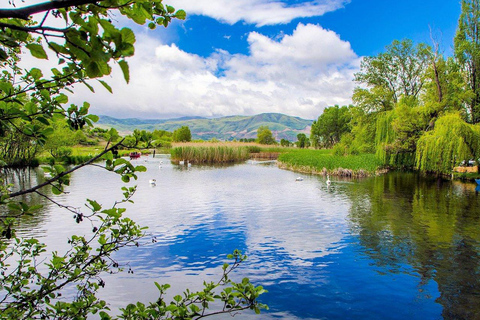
[149,179,156,185]
[295,177,303,181]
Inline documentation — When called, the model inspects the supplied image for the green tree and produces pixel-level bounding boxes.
[353,39,431,111]
[296,133,309,148]
[256,126,276,145]
[0,0,266,318]
[454,0,480,123]
[310,105,351,148]
[172,126,192,142]
[132,129,143,147]
[140,129,154,147]
[280,138,291,147]
[43,120,81,158]
[416,113,480,173]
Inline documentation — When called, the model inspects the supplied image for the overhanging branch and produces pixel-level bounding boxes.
[0,0,100,20]
[8,138,124,198]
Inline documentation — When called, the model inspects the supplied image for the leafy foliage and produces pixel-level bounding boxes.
[172,126,192,142]
[310,105,351,148]
[454,0,480,123]
[416,113,480,174]
[256,126,276,145]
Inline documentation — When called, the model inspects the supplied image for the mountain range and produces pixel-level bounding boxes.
[97,113,313,141]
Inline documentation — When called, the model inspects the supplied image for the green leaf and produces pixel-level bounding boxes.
[86,61,101,78]
[85,114,99,123]
[135,165,147,172]
[55,93,69,104]
[82,80,95,93]
[26,43,48,59]
[166,5,175,13]
[148,22,156,30]
[29,68,43,80]
[98,80,113,93]
[52,186,62,195]
[87,199,102,211]
[36,116,50,126]
[118,60,130,83]
[0,49,7,61]
[175,10,187,20]
[121,28,136,45]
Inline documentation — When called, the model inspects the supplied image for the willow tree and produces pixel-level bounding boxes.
[454,0,480,123]
[416,113,480,174]
[0,0,266,318]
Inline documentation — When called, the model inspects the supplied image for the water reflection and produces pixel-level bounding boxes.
[348,173,480,319]
[2,160,480,319]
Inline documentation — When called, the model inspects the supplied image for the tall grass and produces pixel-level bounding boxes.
[171,146,250,164]
[278,149,382,176]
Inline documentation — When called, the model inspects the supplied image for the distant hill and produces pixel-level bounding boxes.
[97,113,313,141]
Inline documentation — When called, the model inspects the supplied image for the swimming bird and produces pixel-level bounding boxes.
[295,177,303,181]
[149,179,156,185]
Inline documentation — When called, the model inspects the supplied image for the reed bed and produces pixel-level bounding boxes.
[278,149,382,177]
[171,146,251,164]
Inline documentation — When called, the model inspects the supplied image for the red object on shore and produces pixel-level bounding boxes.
[129,152,141,160]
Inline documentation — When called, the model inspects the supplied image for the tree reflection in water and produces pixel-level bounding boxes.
[348,172,480,319]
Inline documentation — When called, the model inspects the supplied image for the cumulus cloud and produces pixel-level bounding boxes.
[70,23,359,120]
[166,0,350,26]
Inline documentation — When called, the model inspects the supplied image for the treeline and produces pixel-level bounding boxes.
[309,0,480,175]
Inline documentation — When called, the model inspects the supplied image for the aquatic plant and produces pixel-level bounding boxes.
[171,146,250,164]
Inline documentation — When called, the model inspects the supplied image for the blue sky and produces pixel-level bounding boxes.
[71,0,462,120]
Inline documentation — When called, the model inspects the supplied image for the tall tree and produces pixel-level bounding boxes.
[172,126,192,142]
[353,39,431,112]
[256,126,276,145]
[310,105,351,148]
[454,0,480,123]
[296,133,309,148]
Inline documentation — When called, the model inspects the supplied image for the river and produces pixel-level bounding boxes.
[4,154,480,319]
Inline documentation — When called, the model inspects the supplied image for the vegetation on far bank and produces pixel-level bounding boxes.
[278,149,383,177]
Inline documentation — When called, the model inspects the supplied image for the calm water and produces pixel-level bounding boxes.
[4,155,480,319]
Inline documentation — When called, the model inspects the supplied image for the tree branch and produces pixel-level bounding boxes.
[7,138,124,198]
[0,0,100,20]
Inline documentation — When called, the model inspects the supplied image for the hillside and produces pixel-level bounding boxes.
[97,113,313,141]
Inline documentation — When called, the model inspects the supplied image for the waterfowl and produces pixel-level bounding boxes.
[326,175,331,186]
[295,177,303,181]
[149,179,156,185]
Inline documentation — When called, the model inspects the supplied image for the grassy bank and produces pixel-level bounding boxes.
[278,149,383,177]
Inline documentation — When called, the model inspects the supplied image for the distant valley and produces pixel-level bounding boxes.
[97,113,313,141]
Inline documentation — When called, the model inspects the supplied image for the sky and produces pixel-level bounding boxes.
[43,0,463,120]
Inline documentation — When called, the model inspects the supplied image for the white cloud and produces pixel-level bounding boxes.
[69,23,359,120]
[166,0,350,26]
